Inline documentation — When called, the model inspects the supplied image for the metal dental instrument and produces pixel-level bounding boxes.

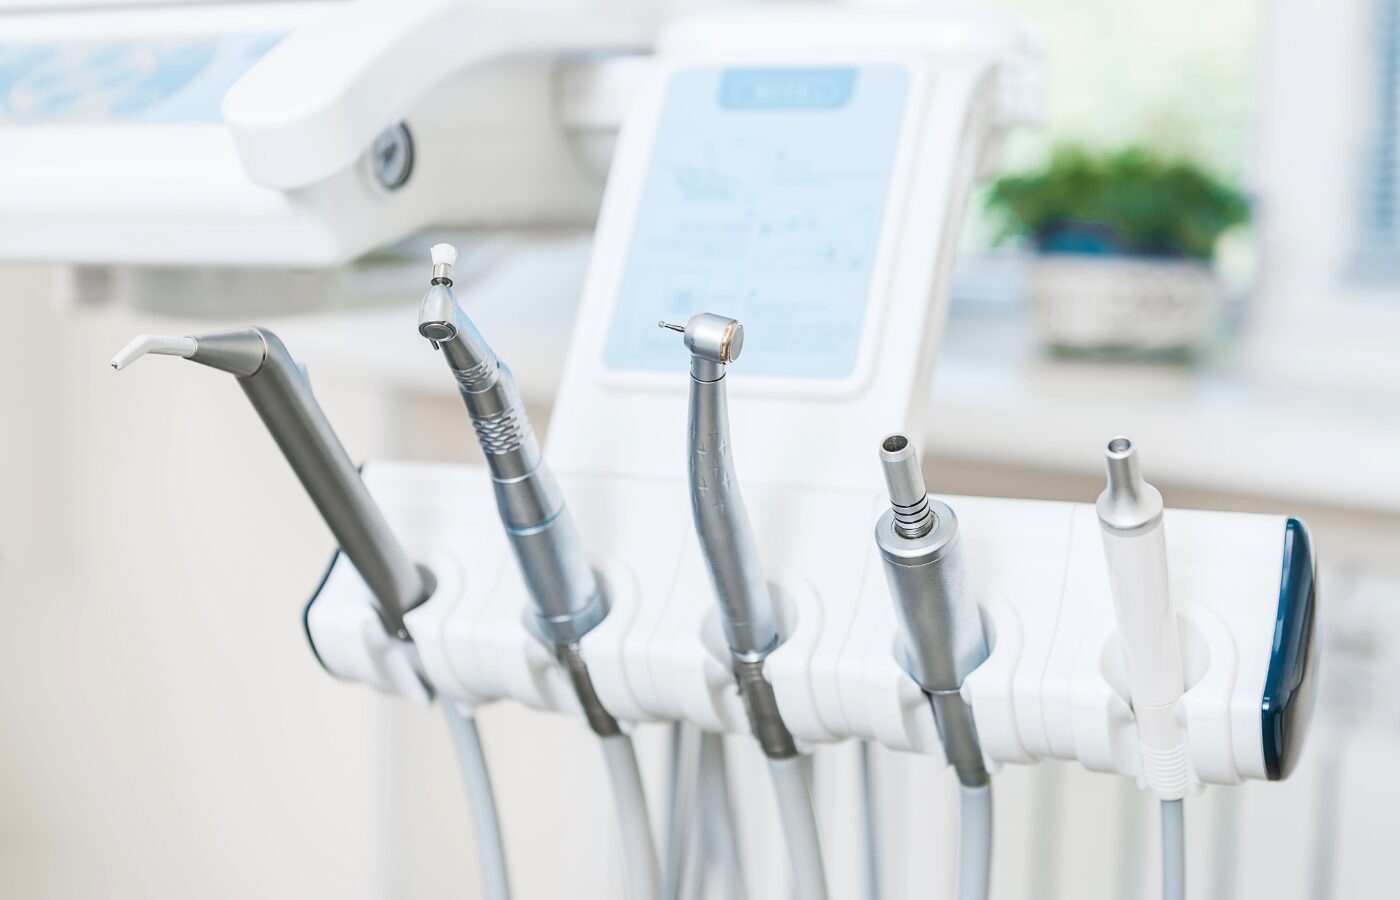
[661,313,829,900]
[420,244,659,900]
[111,326,512,900]
[112,327,430,638]
[1097,437,1187,900]
[874,433,992,900]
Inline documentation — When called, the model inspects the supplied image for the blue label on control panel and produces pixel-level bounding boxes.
[0,34,284,124]
[603,65,910,380]
[719,68,856,110]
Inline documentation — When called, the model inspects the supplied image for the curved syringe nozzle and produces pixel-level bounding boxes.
[110,327,432,640]
[418,245,608,652]
[1096,436,1188,799]
[111,335,198,370]
[874,434,989,787]
[662,314,793,760]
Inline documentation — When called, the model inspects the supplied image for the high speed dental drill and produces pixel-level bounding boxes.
[660,314,830,900]
[1096,437,1187,900]
[110,328,512,900]
[418,245,660,900]
[873,434,993,900]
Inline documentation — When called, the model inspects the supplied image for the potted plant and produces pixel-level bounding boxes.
[986,144,1250,357]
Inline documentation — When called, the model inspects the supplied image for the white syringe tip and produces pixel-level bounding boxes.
[430,243,458,267]
[110,334,197,370]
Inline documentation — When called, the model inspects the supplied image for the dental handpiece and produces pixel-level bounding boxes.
[418,244,616,733]
[1097,437,1188,798]
[874,434,990,788]
[660,314,793,759]
[110,328,431,639]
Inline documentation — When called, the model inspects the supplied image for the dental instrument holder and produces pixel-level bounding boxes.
[302,6,1317,874]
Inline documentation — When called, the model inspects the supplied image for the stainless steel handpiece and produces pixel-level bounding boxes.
[111,329,431,639]
[661,314,794,759]
[874,434,989,787]
[418,245,616,731]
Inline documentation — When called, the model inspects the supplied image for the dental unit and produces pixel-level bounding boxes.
[85,2,1327,898]
[417,244,660,899]
[109,328,512,900]
[661,313,829,900]
[875,434,992,900]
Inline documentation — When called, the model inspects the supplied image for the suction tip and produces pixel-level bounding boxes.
[1097,435,1164,532]
[110,335,197,371]
[430,243,458,268]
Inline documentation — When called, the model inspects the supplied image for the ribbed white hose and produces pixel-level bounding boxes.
[767,756,829,900]
[600,733,662,900]
[1161,799,1185,900]
[442,703,512,900]
[957,783,993,900]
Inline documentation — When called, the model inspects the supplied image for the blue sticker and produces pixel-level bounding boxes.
[0,34,284,124]
[604,65,909,379]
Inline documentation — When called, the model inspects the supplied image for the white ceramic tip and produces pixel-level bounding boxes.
[110,334,197,370]
[430,243,458,267]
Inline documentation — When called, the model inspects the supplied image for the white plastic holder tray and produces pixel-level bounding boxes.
[306,461,1305,791]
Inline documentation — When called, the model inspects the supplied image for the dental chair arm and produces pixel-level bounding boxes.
[222,0,650,190]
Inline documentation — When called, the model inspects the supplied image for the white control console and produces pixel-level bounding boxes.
[305,4,1317,799]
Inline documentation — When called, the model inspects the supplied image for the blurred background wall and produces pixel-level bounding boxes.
[3,0,1399,898]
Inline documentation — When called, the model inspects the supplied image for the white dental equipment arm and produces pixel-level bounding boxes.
[1097,436,1187,900]
[662,313,830,900]
[222,0,648,191]
[418,244,660,900]
[110,327,512,900]
[874,434,992,900]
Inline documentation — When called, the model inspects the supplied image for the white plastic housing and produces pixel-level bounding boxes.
[306,461,1294,790]
[1101,518,1191,797]
[0,0,648,266]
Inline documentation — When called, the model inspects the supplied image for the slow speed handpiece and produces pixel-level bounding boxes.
[420,245,659,900]
[1096,436,1187,900]
[660,314,829,900]
[874,434,992,900]
[110,327,513,900]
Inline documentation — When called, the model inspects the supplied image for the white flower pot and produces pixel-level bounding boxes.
[1029,253,1222,354]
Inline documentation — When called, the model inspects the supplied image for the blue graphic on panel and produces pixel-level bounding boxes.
[0,34,284,124]
[604,65,910,379]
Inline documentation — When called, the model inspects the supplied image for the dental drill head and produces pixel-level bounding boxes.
[874,434,989,788]
[418,244,616,734]
[661,314,792,757]
[111,327,432,640]
[1097,436,1189,799]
